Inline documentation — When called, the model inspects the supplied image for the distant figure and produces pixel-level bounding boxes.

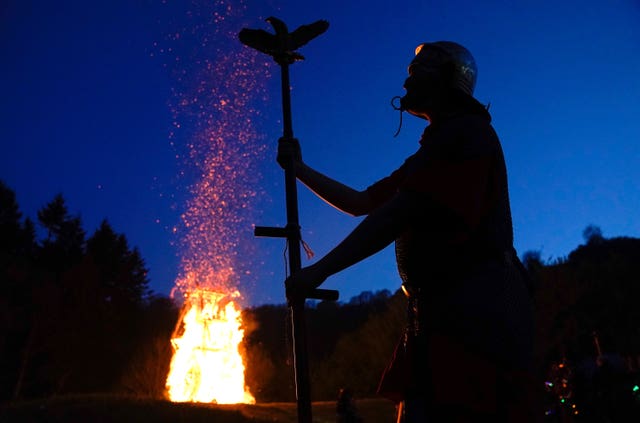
[336,387,362,423]
[281,41,535,422]
[592,353,633,421]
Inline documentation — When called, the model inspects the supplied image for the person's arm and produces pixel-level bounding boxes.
[285,191,421,299]
[278,137,375,216]
[294,161,374,216]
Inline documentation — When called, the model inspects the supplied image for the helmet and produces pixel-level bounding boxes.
[410,41,477,95]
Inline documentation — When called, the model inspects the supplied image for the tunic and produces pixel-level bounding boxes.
[369,96,536,419]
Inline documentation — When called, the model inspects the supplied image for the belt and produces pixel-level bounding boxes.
[401,248,519,298]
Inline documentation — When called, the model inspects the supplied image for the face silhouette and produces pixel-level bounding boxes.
[401,48,451,119]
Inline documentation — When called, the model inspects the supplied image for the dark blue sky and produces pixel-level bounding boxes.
[2,0,640,306]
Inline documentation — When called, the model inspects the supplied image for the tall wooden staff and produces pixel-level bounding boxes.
[239,17,339,423]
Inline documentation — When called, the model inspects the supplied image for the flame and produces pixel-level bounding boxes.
[166,286,255,404]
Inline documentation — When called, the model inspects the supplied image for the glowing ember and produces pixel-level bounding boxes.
[158,0,272,404]
[166,288,255,404]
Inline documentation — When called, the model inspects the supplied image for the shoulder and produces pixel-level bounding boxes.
[438,114,500,158]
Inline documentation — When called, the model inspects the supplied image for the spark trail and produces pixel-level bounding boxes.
[158,0,273,403]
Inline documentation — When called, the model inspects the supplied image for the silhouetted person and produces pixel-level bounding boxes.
[281,41,535,422]
[592,353,634,422]
[336,387,362,423]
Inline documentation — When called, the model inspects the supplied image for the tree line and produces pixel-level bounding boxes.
[0,180,178,401]
[2,180,639,410]
[246,227,640,405]
[527,227,640,419]
[528,226,640,369]
[0,180,405,403]
[243,289,407,402]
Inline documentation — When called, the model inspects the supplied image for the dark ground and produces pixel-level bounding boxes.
[0,395,398,423]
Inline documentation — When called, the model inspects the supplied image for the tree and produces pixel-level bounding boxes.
[37,194,84,243]
[87,220,151,310]
[582,224,604,245]
[522,250,543,272]
[0,180,36,271]
[19,195,89,395]
[0,180,24,251]
[64,220,153,393]
[119,295,179,398]
[0,181,37,400]
[243,290,408,402]
[0,184,164,399]
[311,290,406,399]
[534,231,640,368]
[6,193,157,398]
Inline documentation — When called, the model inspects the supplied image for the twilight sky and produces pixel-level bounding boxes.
[2,0,639,307]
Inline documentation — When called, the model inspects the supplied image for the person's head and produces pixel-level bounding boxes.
[400,41,477,120]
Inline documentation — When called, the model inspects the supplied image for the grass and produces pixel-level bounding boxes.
[0,395,398,422]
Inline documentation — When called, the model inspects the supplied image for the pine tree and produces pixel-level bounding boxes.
[0,181,37,400]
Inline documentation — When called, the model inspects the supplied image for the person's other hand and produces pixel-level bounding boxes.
[285,264,326,302]
[277,137,302,170]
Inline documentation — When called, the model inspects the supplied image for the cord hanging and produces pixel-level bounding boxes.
[391,95,404,138]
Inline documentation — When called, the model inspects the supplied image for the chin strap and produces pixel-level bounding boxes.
[391,95,404,138]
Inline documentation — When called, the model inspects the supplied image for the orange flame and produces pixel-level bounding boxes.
[166,286,255,404]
